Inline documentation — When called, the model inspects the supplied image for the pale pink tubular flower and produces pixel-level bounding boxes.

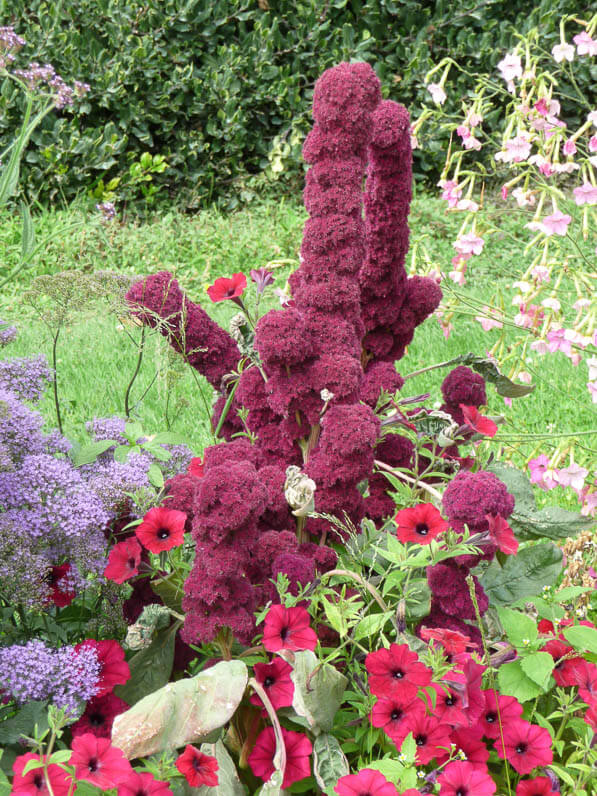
[573,32,597,56]
[467,111,483,127]
[528,455,558,490]
[454,233,484,256]
[462,135,481,151]
[581,487,597,515]
[531,265,550,282]
[541,297,561,312]
[546,328,571,355]
[589,382,597,404]
[552,42,575,62]
[589,111,597,126]
[441,180,462,208]
[528,154,554,177]
[556,463,589,496]
[542,209,572,236]
[475,307,503,331]
[427,83,447,105]
[534,98,549,117]
[456,199,479,212]
[589,136,597,153]
[517,371,532,384]
[587,357,597,382]
[512,188,535,207]
[530,339,549,355]
[573,183,597,206]
[563,138,577,156]
[497,53,522,83]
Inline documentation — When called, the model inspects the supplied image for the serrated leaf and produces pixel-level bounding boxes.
[520,652,554,689]
[563,625,597,655]
[72,439,117,467]
[112,660,247,759]
[497,659,542,702]
[480,543,562,605]
[313,733,349,791]
[497,607,537,648]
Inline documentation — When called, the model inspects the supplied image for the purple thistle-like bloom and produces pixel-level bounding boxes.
[0,354,53,403]
[0,640,100,716]
[0,320,17,346]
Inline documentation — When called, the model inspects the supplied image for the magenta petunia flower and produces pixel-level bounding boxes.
[334,768,399,795]
[250,658,295,711]
[486,513,519,555]
[419,626,475,655]
[395,502,448,544]
[516,777,560,796]
[366,643,432,701]
[70,733,132,790]
[12,753,72,796]
[437,761,496,796]
[460,404,497,437]
[206,273,247,302]
[262,604,317,653]
[187,457,204,478]
[176,745,218,787]
[71,692,129,739]
[478,689,523,739]
[248,726,312,789]
[104,537,142,584]
[117,771,173,796]
[401,711,453,765]
[494,719,553,774]
[47,563,76,607]
[370,693,425,746]
[74,639,130,697]
[135,506,187,553]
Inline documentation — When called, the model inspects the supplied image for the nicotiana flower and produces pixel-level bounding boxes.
[497,52,523,83]
[454,233,484,256]
[552,41,574,62]
[176,746,219,788]
[135,506,187,553]
[395,503,448,544]
[207,272,247,303]
[427,83,446,105]
[573,31,597,56]
[104,537,142,584]
[248,726,312,789]
[573,182,597,206]
[262,604,318,652]
[335,768,399,795]
[70,733,132,790]
[250,268,275,294]
[542,209,572,236]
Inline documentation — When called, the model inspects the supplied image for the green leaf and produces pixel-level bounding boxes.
[150,432,189,445]
[21,759,45,776]
[114,622,177,705]
[480,543,562,605]
[125,421,144,441]
[312,733,349,791]
[0,701,48,744]
[47,750,72,764]
[497,659,543,702]
[113,444,130,463]
[150,575,184,613]
[321,596,349,638]
[487,463,536,514]
[563,625,597,655]
[20,201,35,262]
[72,439,118,467]
[364,758,406,784]
[404,579,431,619]
[453,353,535,397]
[353,612,392,642]
[399,732,417,765]
[147,462,165,489]
[286,649,348,733]
[497,607,537,648]
[112,660,248,759]
[520,652,554,689]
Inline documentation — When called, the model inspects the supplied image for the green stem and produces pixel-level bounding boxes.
[214,378,240,439]
[124,326,145,417]
[51,327,63,434]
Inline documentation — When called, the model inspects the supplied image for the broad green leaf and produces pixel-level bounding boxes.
[555,586,593,602]
[286,650,348,733]
[113,444,130,463]
[404,579,431,619]
[487,463,536,514]
[20,201,35,262]
[72,439,117,467]
[47,750,72,764]
[454,353,535,397]
[312,733,349,791]
[150,432,189,445]
[364,758,405,783]
[399,732,417,765]
[497,607,537,648]
[321,596,349,638]
[497,659,542,702]
[480,543,562,605]
[0,701,48,744]
[112,660,248,759]
[21,759,45,776]
[114,622,177,705]
[520,652,554,689]
[147,462,165,489]
[151,575,184,613]
[563,625,597,655]
[353,612,392,642]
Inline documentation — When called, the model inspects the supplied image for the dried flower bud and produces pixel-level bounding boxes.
[284,465,316,517]
[320,388,334,403]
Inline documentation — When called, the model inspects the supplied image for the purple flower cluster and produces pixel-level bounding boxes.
[0,354,53,403]
[0,319,17,347]
[13,61,89,109]
[0,640,100,716]
[0,26,26,68]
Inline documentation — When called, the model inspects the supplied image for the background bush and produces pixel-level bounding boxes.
[3,0,594,208]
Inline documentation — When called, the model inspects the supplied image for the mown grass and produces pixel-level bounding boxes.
[0,193,594,510]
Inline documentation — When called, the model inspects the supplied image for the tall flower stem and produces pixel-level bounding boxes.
[124,325,145,417]
[51,327,63,434]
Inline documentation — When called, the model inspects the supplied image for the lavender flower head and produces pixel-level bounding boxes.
[0,354,53,403]
[0,320,17,347]
[96,202,116,221]
[0,27,26,68]
[0,640,100,716]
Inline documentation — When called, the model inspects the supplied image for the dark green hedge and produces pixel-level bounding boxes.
[2,0,593,208]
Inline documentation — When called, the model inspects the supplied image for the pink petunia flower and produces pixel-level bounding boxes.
[494,719,553,774]
[70,733,132,790]
[335,769,399,796]
[437,761,496,796]
[262,604,317,652]
[206,273,247,303]
[248,727,312,790]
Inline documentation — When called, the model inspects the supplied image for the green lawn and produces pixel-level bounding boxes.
[0,193,594,511]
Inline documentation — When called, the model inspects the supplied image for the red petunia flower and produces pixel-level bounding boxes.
[47,563,76,607]
[70,733,132,790]
[572,659,597,703]
[585,698,597,731]
[250,658,295,711]
[478,689,523,739]
[365,643,432,701]
[262,604,317,653]
[541,638,583,687]
[419,626,475,655]
[135,506,187,554]
[516,777,560,796]
[370,694,425,746]
[12,753,72,796]
[449,727,490,770]
[334,768,399,795]
[104,537,142,584]
[70,692,129,738]
[400,712,453,765]
[117,771,172,796]
[188,457,204,478]
[494,719,553,774]
[395,502,448,544]
[486,513,519,554]
[431,682,472,728]
[460,404,497,437]
[437,760,496,796]
[248,726,312,790]
[75,639,130,697]
[207,273,247,303]
[175,745,218,788]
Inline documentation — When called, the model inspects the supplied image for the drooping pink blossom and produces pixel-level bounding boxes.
[573,182,597,205]
[555,463,588,496]
[497,53,523,83]
[454,234,484,256]
[441,180,462,208]
[427,83,446,105]
[528,455,558,490]
[589,135,597,153]
[563,137,577,156]
[542,210,572,236]
[552,42,574,62]
[573,32,597,56]
[475,307,503,331]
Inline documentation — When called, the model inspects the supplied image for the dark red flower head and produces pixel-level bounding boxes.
[71,692,129,738]
[262,605,317,653]
[104,537,142,584]
[334,768,399,795]
[175,745,218,788]
[135,506,187,553]
[437,761,496,796]
[365,643,432,701]
[207,272,247,302]
[516,777,560,796]
[250,658,295,711]
[248,726,312,790]
[47,563,76,607]
[494,719,553,774]
[395,502,448,544]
